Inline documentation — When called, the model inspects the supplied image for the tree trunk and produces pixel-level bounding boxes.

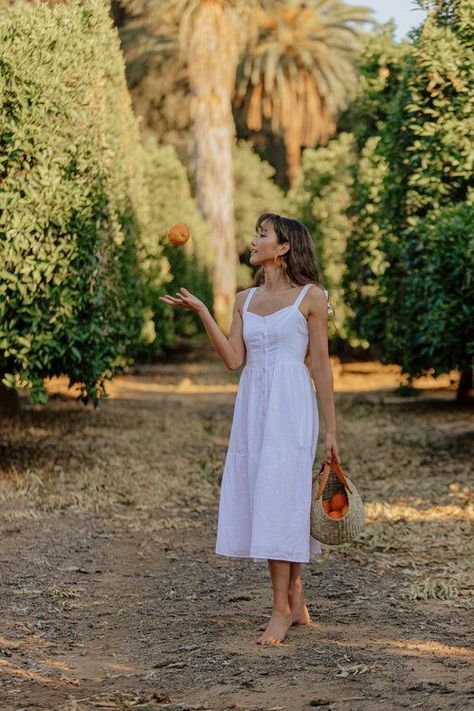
[191,108,238,333]
[456,367,473,403]
[0,381,21,419]
[187,3,240,334]
[283,124,302,190]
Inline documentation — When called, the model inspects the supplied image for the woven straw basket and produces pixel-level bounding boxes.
[310,459,365,545]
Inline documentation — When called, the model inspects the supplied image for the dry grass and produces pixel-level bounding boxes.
[0,349,472,607]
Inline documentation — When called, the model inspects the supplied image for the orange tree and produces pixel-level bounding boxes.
[0,0,158,411]
[343,0,473,400]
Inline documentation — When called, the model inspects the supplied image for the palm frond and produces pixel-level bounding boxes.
[237,0,372,149]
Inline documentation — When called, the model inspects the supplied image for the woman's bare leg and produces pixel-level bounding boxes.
[256,559,292,645]
[288,562,312,624]
[259,561,312,630]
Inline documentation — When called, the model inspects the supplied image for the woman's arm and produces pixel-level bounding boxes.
[199,290,248,370]
[306,285,340,464]
[158,286,248,371]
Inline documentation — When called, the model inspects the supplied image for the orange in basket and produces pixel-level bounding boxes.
[331,492,348,511]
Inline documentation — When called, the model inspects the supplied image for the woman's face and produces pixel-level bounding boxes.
[250,220,286,265]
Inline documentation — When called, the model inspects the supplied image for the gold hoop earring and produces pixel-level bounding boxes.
[274,253,282,267]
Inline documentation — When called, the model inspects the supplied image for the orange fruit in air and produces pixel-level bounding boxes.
[331,492,348,511]
[322,500,331,515]
[167,223,190,246]
[329,510,342,520]
[340,504,349,517]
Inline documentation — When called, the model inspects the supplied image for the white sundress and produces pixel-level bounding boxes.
[215,282,328,564]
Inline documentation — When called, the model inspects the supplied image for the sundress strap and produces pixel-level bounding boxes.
[293,283,313,310]
[296,283,330,307]
[243,283,328,315]
[242,286,257,314]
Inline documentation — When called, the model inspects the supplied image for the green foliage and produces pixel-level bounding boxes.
[344,0,474,383]
[286,133,355,339]
[0,0,167,405]
[342,25,408,346]
[233,139,287,288]
[339,21,410,151]
[291,2,473,386]
[392,203,474,377]
[382,0,473,233]
[137,137,214,356]
[343,135,390,347]
[118,14,192,163]
[359,202,474,376]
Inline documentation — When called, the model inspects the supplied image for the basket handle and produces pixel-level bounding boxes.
[313,459,352,500]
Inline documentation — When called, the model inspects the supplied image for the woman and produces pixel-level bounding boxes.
[159,212,340,646]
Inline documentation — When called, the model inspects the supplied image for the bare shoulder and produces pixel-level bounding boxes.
[236,287,253,304]
[234,287,253,316]
[305,283,328,317]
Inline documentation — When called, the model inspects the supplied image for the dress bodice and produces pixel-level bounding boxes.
[242,283,328,369]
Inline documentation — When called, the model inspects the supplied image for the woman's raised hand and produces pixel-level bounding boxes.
[159,287,207,316]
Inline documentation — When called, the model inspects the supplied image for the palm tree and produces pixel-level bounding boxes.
[128,0,259,332]
[235,1,373,189]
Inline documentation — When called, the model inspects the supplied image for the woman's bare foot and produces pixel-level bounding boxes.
[256,608,292,645]
[258,588,313,630]
[258,604,312,630]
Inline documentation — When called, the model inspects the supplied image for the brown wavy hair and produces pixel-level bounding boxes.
[251,213,325,289]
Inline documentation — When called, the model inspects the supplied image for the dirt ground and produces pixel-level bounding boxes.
[0,338,473,711]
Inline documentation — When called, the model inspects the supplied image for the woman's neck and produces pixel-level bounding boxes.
[260,266,294,293]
